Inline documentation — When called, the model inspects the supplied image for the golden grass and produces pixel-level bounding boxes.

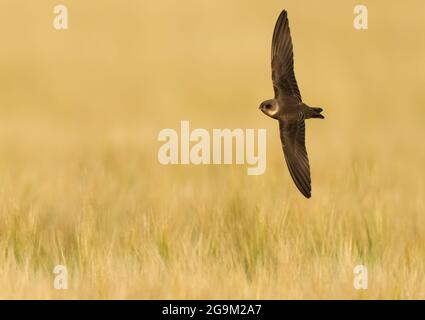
[0,0,424,299]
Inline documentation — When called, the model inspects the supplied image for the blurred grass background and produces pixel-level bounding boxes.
[0,0,424,298]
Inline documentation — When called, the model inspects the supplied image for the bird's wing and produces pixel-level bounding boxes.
[279,114,311,198]
[271,10,302,102]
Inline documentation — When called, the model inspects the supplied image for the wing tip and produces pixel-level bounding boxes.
[285,159,312,199]
[303,191,312,199]
[276,10,288,23]
[296,177,311,198]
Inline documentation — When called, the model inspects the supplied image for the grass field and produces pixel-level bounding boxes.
[0,0,424,299]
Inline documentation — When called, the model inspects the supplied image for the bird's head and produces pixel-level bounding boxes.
[259,99,279,119]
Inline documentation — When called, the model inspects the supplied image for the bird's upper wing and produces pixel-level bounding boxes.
[279,114,311,198]
[271,10,302,102]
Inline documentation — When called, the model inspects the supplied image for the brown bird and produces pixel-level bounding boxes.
[259,10,324,198]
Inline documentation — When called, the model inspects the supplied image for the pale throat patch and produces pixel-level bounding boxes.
[267,104,279,117]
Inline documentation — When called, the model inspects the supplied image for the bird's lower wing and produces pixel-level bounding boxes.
[279,115,311,198]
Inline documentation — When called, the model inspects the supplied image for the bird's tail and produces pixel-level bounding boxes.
[309,106,324,119]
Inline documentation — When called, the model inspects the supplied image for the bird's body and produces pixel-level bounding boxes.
[259,10,324,198]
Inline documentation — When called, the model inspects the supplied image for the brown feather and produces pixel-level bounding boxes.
[271,10,302,102]
[279,116,311,198]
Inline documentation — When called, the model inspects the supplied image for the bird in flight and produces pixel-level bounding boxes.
[259,10,324,198]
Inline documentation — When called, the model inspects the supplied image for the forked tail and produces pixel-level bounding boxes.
[309,107,324,119]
